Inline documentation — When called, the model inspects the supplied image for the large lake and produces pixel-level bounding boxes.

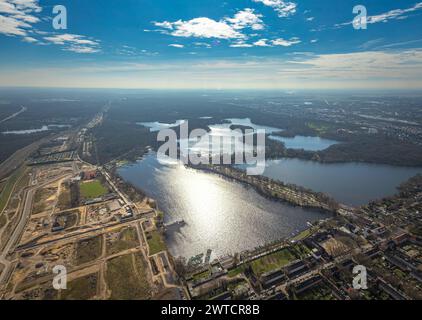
[138,118,420,206]
[118,153,330,259]
[258,159,421,206]
[127,118,421,258]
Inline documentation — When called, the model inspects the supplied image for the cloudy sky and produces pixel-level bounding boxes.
[1,0,422,89]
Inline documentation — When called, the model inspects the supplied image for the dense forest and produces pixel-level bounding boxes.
[88,117,158,164]
[87,96,422,167]
[2,92,422,167]
[0,131,50,163]
[0,97,104,164]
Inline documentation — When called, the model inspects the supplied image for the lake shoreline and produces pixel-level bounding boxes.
[189,163,340,214]
[116,153,331,259]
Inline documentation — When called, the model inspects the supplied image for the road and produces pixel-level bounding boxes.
[100,168,131,205]
[0,186,33,285]
[0,173,72,285]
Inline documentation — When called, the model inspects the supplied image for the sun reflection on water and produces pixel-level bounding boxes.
[118,153,330,258]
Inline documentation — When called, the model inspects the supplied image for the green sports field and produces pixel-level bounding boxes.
[80,180,108,199]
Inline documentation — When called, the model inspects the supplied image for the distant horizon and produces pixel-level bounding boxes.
[1,1,422,90]
[1,86,422,94]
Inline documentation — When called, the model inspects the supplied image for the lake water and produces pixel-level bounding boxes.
[137,120,186,132]
[118,153,330,259]
[1,124,71,135]
[259,159,421,206]
[138,118,420,206]
[2,125,50,134]
[268,135,338,151]
[119,116,422,259]
[139,118,338,152]
[224,118,282,134]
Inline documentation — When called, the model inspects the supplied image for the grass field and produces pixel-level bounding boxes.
[192,269,211,281]
[75,235,103,265]
[292,228,313,241]
[307,122,331,135]
[251,248,296,276]
[80,180,108,199]
[227,265,247,278]
[146,230,166,255]
[106,226,139,255]
[0,180,6,194]
[60,273,98,300]
[106,253,151,300]
[291,243,311,259]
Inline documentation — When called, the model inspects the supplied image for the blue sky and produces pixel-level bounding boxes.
[1,0,422,89]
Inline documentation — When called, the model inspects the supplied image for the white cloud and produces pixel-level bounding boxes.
[285,50,422,82]
[367,2,422,24]
[169,43,184,48]
[0,14,29,36]
[359,38,384,50]
[0,0,41,37]
[232,37,301,48]
[44,34,97,46]
[225,8,264,30]
[153,21,173,30]
[115,46,159,56]
[336,2,422,27]
[154,17,243,39]
[9,0,41,13]
[253,0,297,17]
[153,8,301,49]
[310,39,318,43]
[253,39,271,47]
[65,46,100,54]
[153,8,265,40]
[230,41,253,48]
[22,35,36,42]
[1,2,100,54]
[44,34,101,54]
[272,37,301,46]
[194,42,211,48]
